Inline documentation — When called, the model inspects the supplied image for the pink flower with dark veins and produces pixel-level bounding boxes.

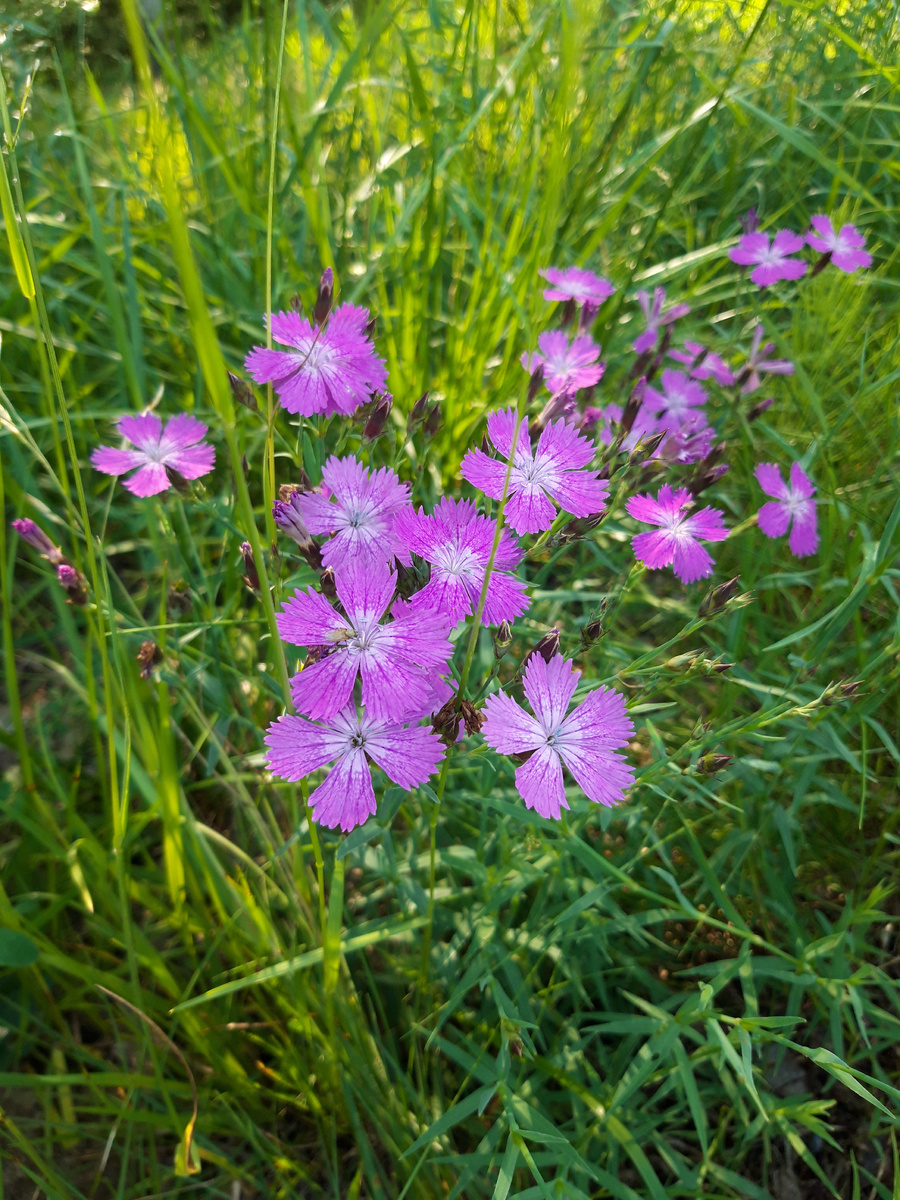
[521,331,605,396]
[626,484,729,583]
[806,216,872,273]
[632,287,691,355]
[482,655,634,819]
[755,462,819,557]
[298,455,411,574]
[91,413,214,497]
[266,705,445,832]
[642,369,708,432]
[461,408,608,535]
[277,560,452,724]
[539,267,615,307]
[245,303,387,417]
[729,230,807,287]
[394,497,529,627]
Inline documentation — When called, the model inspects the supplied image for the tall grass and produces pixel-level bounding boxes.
[1,1,899,1196]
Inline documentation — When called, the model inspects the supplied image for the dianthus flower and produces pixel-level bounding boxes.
[460,408,608,535]
[91,413,214,497]
[669,341,735,387]
[806,215,872,273]
[755,462,819,557]
[266,705,445,832]
[539,267,615,307]
[632,287,691,355]
[626,485,728,583]
[244,304,387,417]
[521,331,605,396]
[277,561,452,723]
[273,492,312,548]
[729,230,807,287]
[297,455,411,573]
[482,655,634,819]
[642,368,707,431]
[738,325,795,395]
[657,412,716,465]
[394,497,529,626]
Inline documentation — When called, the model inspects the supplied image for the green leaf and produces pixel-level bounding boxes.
[400,1085,497,1160]
[0,929,39,967]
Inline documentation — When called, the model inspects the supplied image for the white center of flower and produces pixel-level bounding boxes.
[435,542,478,577]
[294,340,337,376]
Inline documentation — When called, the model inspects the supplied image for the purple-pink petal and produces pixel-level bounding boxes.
[309,750,376,831]
[521,653,580,733]
[539,266,615,306]
[515,746,569,820]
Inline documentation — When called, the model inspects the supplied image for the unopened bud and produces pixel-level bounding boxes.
[620,378,646,435]
[840,679,862,697]
[273,493,312,548]
[522,629,560,672]
[629,351,652,380]
[365,316,377,338]
[57,564,87,605]
[480,433,491,456]
[240,542,260,592]
[747,396,775,423]
[527,365,545,403]
[740,208,759,234]
[581,611,606,647]
[395,560,419,600]
[665,652,699,671]
[423,402,441,439]
[579,301,600,333]
[363,392,393,440]
[560,297,577,328]
[690,346,710,372]
[313,266,334,326]
[11,518,66,566]
[299,541,323,571]
[165,465,191,494]
[227,370,258,412]
[493,620,513,660]
[688,463,730,497]
[290,293,303,312]
[407,391,430,430]
[432,700,461,745]
[811,251,832,277]
[136,640,163,679]
[696,753,733,775]
[629,428,666,464]
[698,576,741,618]
[559,512,604,543]
[320,567,337,600]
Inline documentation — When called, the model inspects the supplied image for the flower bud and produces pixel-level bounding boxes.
[527,365,545,403]
[629,351,652,381]
[227,370,258,412]
[136,640,163,679]
[365,316,377,338]
[698,576,741,618]
[363,392,393,440]
[696,753,733,775]
[423,402,441,439]
[320,567,337,600]
[581,610,606,647]
[492,620,513,660]
[240,542,260,592]
[579,301,600,333]
[522,629,560,672]
[620,378,647,435]
[811,252,833,277]
[407,391,430,431]
[629,428,666,465]
[560,297,577,328]
[740,208,759,234]
[747,396,774,423]
[559,512,604,543]
[273,493,312,548]
[688,463,730,497]
[165,465,191,494]
[290,293,303,313]
[395,560,419,600]
[313,266,334,326]
[11,518,66,566]
[299,541,324,571]
[57,564,87,605]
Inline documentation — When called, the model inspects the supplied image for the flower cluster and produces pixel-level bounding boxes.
[45,212,857,836]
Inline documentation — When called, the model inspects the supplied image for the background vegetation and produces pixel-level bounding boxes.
[1,0,899,1196]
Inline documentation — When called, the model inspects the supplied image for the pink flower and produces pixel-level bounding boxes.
[539,267,615,307]
[277,560,452,723]
[521,331,605,396]
[626,484,729,583]
[669,342,735,387]
[739,325,795,395]
[10,519,66,565]
[266,705,445,832]
[657,412,717,465]
[729,230,807,287]
[642,368,707,431]
[806,215,872,273]
[244,303,387,417]
[297,455,411,574]
[394,497,529,627]
[755,462,819,557]
[632,288,691,355]
[91,413,214,497]
[482,655,634,819]
[460,408,608,535]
